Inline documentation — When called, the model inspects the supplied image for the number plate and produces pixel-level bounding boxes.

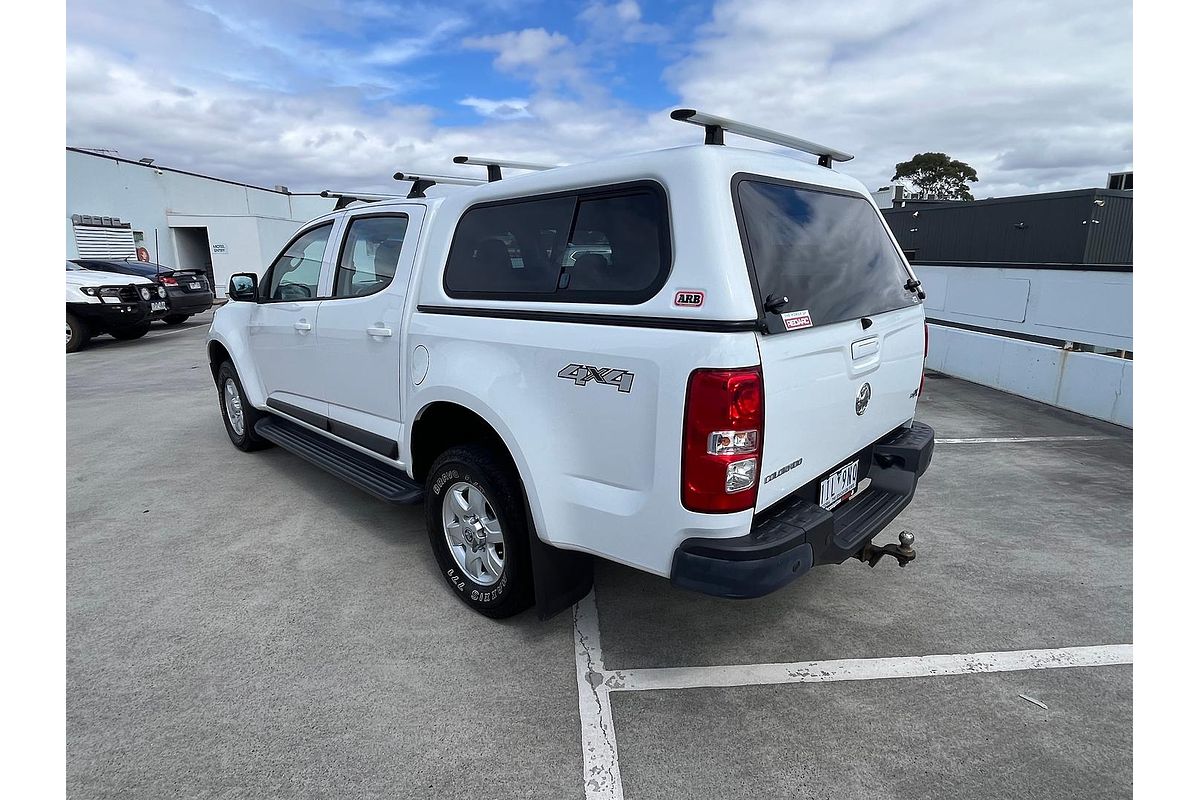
[151,301,167,312]
[819,461,859,510]
[188,282,202,290]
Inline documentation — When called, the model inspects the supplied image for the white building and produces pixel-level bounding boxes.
[66,148,335,296]
[871,184,906,209]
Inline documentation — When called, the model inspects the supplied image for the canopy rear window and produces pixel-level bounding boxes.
[734,176,915,333]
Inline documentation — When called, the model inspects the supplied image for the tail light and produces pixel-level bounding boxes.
[159,275,178,286]
[682,367,764,513]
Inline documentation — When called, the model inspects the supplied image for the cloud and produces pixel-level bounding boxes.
[365,17,469,66]
[579,1,670,44]
[65,0,1132,200]
[458,96,533,120]
[461,28,589,93]
[665,0,1132,196]
[463,28,572,71]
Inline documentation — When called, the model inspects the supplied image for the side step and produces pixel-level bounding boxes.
[254,414,424,504]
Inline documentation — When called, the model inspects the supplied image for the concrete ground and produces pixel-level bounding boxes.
[67,313,1131,799]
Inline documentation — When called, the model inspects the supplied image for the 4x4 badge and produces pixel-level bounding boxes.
[558,364,635,394]
[856,383,872,415]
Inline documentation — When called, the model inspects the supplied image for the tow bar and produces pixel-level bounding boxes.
[857,530,916,568]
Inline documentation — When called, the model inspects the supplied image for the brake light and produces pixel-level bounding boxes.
[682,367,764,513]
[159,275,178,286]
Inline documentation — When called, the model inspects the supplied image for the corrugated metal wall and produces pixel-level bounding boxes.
[1083,191,1133,264]
[884,189,1132,265]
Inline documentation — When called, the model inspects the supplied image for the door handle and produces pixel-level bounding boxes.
[366,326,393,337]
[851,336,879,359]
[294,321,312,332]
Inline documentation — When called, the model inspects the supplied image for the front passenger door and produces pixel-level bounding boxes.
[248,222,337,423]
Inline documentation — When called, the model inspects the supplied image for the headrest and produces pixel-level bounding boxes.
[374,240,404,275]
[474,237,512,269]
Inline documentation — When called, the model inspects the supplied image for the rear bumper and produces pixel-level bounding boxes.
[166,290,214,315]
[670,421,935,599]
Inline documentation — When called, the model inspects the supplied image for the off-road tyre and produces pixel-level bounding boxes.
[216,361,272,452]
[425,445,535,618]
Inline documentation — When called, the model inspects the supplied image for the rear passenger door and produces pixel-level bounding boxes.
[313,208,423,459]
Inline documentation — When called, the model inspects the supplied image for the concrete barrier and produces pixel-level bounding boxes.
[925,323,1131,428]
[916,264,1131,428]
[916,265,1131,351]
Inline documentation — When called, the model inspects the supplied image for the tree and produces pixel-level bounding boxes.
[892,152,979,201]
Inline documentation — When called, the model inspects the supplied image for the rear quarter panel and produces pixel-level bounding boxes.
[405,313,761,576]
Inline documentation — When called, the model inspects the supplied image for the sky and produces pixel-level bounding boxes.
[65,0,1132,198]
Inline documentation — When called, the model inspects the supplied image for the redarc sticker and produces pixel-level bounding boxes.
[781,309,813,330]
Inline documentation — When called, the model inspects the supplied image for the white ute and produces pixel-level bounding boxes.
[66,261,169,352]
[207,110,935,619]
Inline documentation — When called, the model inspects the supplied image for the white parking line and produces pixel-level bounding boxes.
[605,644,1133,692]
[574,592,623,800]
[144,324,210,339]
[572,592,1131,800]
[935,435,1114,444]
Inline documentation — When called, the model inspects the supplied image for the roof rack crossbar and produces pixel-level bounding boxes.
[392,172,487,199]
[319,189,406,210]
[452,156,557,182]
[670,108,853,168]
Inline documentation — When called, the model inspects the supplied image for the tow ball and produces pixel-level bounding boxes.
[857,531,917,568]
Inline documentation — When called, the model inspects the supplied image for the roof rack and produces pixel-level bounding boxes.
[319,190,406,210]
[669,108,853,168]
[393,172,487,199]
[452,155,556,182]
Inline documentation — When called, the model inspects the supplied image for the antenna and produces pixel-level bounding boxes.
[392,172,486,199]
[669,108,853,168]
[452,156,556,182]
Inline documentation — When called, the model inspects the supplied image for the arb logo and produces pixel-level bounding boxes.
[674,290,705,307]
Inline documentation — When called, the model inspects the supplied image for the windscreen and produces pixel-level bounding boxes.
[736,178,916,332]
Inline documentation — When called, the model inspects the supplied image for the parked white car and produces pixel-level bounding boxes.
[66,261,169,352]
[207,110,934,619]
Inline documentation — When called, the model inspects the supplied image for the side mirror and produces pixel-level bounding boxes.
[228,273,258,301]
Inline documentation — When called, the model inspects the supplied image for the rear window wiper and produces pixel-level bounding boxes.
[905,278,926,300]
[763,293,789,313]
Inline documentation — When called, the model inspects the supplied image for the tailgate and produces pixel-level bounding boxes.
[755,306,924,510]
[730,175,927,512]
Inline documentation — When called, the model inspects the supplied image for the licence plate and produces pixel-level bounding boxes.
[151,301,167,312]
[819,461,859,510]
[188,282,202,290]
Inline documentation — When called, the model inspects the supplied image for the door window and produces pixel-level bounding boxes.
[263,224,333,301]
[332,215,410,298]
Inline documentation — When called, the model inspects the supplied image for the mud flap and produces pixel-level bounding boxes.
[524,497,594,621]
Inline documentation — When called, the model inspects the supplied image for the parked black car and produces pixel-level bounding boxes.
[72,259,215,325]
